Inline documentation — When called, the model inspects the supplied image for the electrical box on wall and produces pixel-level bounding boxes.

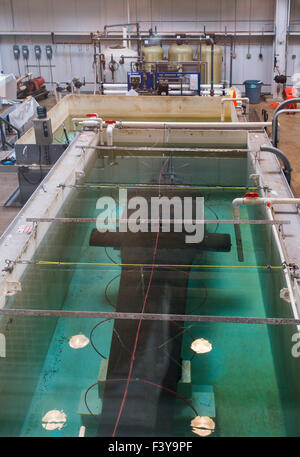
[22,45,29,60]
[13,45,20,60]
[34,45,42,60]
[45,45,53,60]
[33,118,53,145]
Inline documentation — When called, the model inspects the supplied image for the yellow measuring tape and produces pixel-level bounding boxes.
[34,261,289,270]
[78,184,259,191]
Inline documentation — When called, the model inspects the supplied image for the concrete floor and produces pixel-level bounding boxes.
[0,172,19,235]
[250,99,300,197]
[0,95,300,237]
[0,96,57,236]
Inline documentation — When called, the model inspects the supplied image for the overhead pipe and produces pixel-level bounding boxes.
[112,120,271,130]
[103,22,140,37]
[260,144,292,184]
[9,28,270,42]
[90,31,275,41]
[103,21,141,55]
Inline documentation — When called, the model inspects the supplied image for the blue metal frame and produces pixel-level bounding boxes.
[155,72,201,95]
[127,72,154,91]
[127,71,201,94]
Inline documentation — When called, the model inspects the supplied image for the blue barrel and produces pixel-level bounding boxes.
[243,80,263,104]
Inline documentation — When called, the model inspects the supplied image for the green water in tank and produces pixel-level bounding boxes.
[0,153,299,437]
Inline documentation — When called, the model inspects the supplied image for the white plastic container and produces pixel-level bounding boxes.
[0,73,17,100]
[102,46,138,83]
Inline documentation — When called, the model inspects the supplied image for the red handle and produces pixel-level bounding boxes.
[244,192,259,198]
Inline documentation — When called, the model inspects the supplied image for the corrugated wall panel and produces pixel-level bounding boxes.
[0,0,275,33]
[0,0,289,88]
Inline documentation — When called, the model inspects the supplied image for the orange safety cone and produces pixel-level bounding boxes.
[233,91,237,107]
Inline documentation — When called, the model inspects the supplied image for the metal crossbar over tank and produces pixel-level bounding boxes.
[0,308,298,326]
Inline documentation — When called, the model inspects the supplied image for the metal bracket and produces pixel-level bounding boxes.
[280,287,291,303]
[1,279,22,297]
[75,170,85,180]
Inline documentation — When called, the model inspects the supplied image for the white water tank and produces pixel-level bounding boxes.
[102,45,138,83]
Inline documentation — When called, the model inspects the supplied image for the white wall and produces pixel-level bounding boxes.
[0,0,289,91]
[0,0,275,33]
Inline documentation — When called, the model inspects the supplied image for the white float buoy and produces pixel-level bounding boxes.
[190,416,215,437]
[69,334,89,349]
[42,410,67,431]
[190,338,212,354]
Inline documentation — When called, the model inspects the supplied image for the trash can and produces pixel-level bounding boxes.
[243,80,263,104]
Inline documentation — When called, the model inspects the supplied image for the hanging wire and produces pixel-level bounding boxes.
[84,378,198,423]
[247,0,253,57]
[104,247,119,265]
[234,0,237,55]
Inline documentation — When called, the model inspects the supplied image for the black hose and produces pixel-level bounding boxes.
[260,144,292,185]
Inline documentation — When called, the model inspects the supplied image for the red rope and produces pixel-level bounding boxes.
[112,154,173,437]
[84,377,198,420]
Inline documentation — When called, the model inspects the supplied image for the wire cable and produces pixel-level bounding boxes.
[84,377,198,422]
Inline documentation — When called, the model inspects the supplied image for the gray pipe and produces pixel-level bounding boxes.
[272,108,300,147]
[260,144,292,184]
[229,36,233,87]
[205,36,215,94]
[272,97,300,147]
[211,41,214,94]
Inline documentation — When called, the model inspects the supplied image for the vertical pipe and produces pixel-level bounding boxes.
[211,41,214,95]
[136,23,141,58]
[127,0,131,48]
[99,44,103,93]
[230,35,233,87]
[234,224,244,261]
[93,43,97,95]
[122,27,127,48]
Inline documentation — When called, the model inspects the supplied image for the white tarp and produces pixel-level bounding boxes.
[9,97,39,130]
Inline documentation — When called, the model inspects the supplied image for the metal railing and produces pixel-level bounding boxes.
[272,97,300,147]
